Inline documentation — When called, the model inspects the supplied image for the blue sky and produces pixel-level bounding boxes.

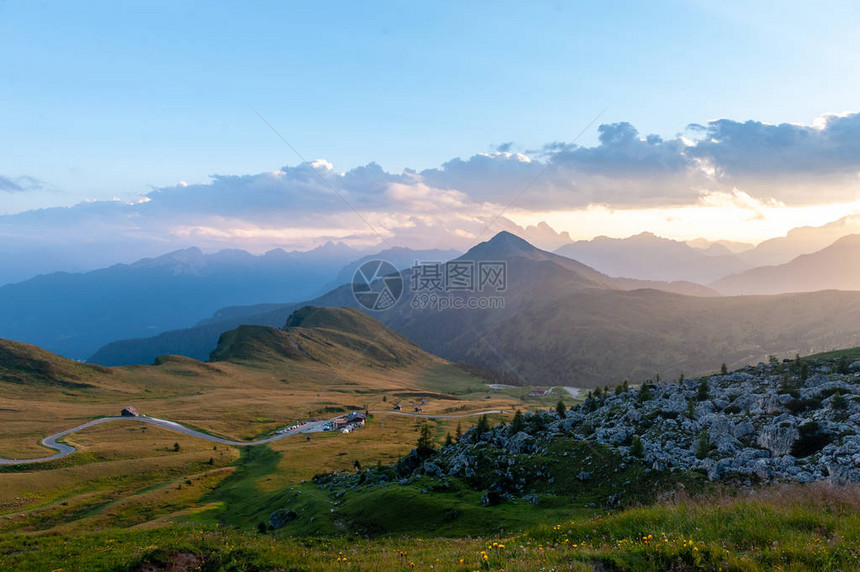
[3,0,859,211]
[2,0,860,277]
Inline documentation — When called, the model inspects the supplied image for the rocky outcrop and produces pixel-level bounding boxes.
[423,357,860,486]
[269,508,297,529]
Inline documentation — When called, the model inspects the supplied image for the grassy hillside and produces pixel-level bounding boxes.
[0,308,519,538]
[0,307,502,460]
[6,334,860,569]
[211,307,428,368]
[2,484,859,571]
[0,339,114,389]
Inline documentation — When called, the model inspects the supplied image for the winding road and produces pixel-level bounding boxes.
[0,409,509,467]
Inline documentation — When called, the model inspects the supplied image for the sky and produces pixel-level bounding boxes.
[2,0,860,271]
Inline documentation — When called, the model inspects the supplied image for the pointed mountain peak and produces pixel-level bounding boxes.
[465,231,541,258]
[457,231,557,265]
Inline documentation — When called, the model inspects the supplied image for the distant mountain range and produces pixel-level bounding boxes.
[736,215,860,267]
[0,243,455,360]
[712,234,860,295]
[552,215,860,285]
[89,232,860,387]
[555,232,751,283]
[7,214,860,369]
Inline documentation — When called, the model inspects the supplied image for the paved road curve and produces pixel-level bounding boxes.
[369,409,507,419]
[0,409,509,467]
[0,415,333,467]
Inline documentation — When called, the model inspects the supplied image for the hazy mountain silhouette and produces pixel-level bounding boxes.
[738,215,860,267]
[712,234,860,295]
[87,230,860,390]
[0,243,363,359]
[554,232,750,283]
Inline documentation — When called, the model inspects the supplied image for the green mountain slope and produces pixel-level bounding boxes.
[0,338,113,389]
[210,307,429,368]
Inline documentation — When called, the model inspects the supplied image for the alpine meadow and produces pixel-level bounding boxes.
[4,2,860,571]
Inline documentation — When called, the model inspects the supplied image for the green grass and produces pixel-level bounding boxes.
[807,345,860,362]
[2,484,859,571]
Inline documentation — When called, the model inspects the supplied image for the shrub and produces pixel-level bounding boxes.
[509,410,525,434]
[786,398,822,414]
[791,421,832,458]
[832,391,847,411]
[696,379,709,402]
[630,436,644,458]
[695,431,711,460]
[416,424,436,456]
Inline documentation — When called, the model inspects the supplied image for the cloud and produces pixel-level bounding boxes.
[686,113,860,203]
[424,113,860,209]
[422,123,707,209]
[0,175,44,192]
[3,112,860,276]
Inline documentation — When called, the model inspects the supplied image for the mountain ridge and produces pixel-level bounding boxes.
[712,234,860,295]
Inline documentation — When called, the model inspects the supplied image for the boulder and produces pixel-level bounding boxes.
[507,431,536,454]
[269,509,297,529]
[757,425,799,456]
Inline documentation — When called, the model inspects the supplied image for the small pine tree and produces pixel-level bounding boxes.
[593,386,603,398]
[556,400,567,418]
[630,435,644,458]
[655,373,662,383]
[720,363,728,375]
[173,442,180,452]
[792,353,803,375]
[455,422,462,442]
[695,430,710,460]
[207,457,214,465]
[476,414,490,434]
[800,361,810,381]
[416,424,435,455]
[686,399,696,419]
[838,355,850,374]
[382,395,387,402]
[638,384,652,403]
[257,522,268,534]
[832,390,847,410]
[622,379,629,392]
[678,372,685,383]
[444,432,454,446]
[583,397,597,413]
[696,379,709,402]
[510,409,525,434]
[614,384,623,395]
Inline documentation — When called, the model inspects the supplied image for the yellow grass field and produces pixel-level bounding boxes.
[0,338,531,535]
